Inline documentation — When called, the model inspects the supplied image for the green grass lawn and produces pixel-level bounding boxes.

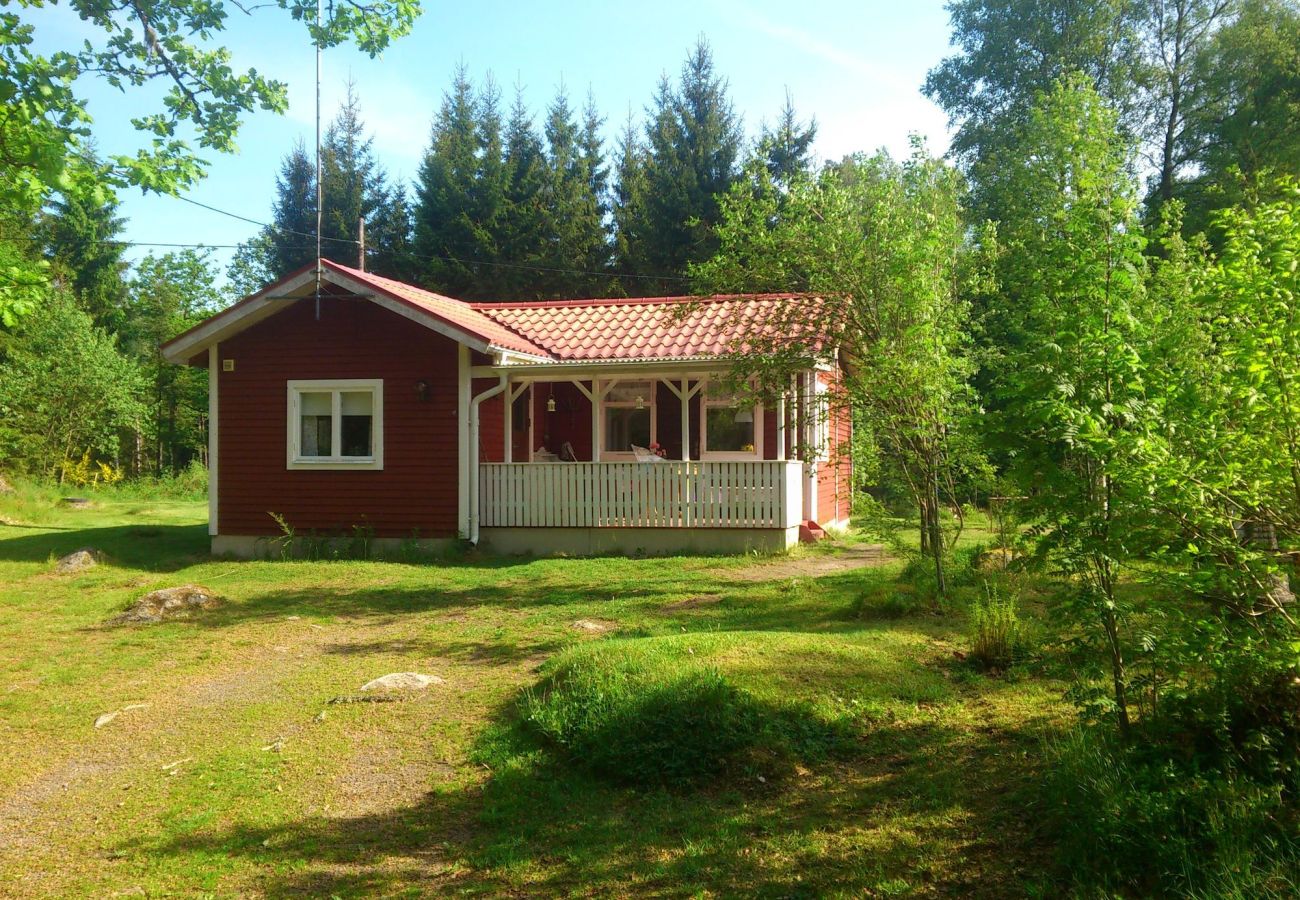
[0,487,1069,897]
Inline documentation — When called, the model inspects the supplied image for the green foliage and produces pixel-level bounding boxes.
[696,142,984,595]
[521,638,848,786]
[924,0,1141,220]
[121,250,218,476]
[1178,0,1300,233]
[986,75,1154,731]
[613,39,742,290]
[968,582,1026,672]
[1044,726,1300,897]
[0,291,144,475]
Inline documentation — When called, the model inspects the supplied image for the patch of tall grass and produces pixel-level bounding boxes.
[1043,727,1300,898]
[520,636,853,786]
[968,581,1027,672]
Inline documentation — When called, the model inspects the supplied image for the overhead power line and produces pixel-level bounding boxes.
[167,194,695,285]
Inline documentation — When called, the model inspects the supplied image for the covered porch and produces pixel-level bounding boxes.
[464,358,828,553]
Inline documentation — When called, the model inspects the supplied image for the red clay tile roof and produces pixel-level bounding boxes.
[472,294,825,362]
[163,259,824,365]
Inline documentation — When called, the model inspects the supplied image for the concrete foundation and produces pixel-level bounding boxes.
[211,534,458,560]
[477,525,800,557]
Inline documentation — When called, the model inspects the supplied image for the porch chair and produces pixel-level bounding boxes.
[631,444,665,464]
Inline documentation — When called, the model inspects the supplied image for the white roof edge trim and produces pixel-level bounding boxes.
[162,267,531,364]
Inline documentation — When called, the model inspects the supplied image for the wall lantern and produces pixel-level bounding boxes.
[415,379,431,403]
[635,395,645,410]
[547,384,557,413]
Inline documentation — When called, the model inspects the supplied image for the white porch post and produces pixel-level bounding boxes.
[457,344,471,538]
[680,377,690,460]
[775,389,786,462]
[207,344,219,537]
[591,378,601,461]
[503,375,512,463]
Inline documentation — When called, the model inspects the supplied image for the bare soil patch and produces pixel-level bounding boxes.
[726,543,892,582]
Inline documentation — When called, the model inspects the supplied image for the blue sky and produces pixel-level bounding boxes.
[31,0,956,275]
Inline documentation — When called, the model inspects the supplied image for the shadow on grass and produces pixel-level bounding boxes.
[119,711,1057,898]
[0,523,210,571]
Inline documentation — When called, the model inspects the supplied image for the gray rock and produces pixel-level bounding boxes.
[56,548,102,574]
[359,672,443,693]
[113,585,222,624]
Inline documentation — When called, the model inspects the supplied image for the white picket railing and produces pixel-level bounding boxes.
[479,460,803,529]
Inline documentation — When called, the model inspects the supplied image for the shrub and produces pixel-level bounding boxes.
[968,582,1025,671]
[521,638,848,786]
[1044,727,1300,897]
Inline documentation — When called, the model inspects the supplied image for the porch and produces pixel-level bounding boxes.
[479,460,804,529]
[463,357,838,553]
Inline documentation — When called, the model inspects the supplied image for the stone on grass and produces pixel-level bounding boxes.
[94,711,119,728]
[112,584,222,624]
[56,548,102,574]
[359,672,443,693]
[572,619,614,633]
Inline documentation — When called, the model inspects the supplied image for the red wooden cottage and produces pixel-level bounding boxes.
[162,260,852,557]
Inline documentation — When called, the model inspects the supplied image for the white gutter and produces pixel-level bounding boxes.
[468,370,509,545]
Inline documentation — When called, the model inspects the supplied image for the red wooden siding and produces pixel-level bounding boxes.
[816,369,853,524]
[216,297,461,537]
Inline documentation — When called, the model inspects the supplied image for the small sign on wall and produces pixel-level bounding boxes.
[222,359,235,372]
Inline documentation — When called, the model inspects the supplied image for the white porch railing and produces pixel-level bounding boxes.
[479,460,804,529]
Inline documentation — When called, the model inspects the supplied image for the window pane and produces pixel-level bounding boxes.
[340,391,372,416]
[301,418,332,456]
[707,406,755,452]
[340,416,372,457]
[300,391,332,416]
[339,391,373,458]
[605,407,651,451]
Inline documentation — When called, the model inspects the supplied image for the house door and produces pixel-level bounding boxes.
[510,385,532,462]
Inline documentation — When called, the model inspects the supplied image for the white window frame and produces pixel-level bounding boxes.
[286,379,384,470]
[701,379,763,460]
[598,378,656,461]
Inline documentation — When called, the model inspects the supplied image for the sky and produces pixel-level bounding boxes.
[30,0,957,277]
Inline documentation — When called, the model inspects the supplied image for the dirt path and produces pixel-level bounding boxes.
[726,542,892,582]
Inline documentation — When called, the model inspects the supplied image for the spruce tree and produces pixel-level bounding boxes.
[319,80,390,268]
[266,140,318,276]
[758,93,818,188]
[497,86,547,299]
[611,112,651,293]
[617,39,742,291]
[414,67,503,298]
[539,87,611,297]
[37,167,129,330]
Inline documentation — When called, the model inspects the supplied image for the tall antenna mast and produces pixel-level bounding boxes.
[313,0,323,320]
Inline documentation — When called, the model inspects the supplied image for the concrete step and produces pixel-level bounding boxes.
[799,520,826,543]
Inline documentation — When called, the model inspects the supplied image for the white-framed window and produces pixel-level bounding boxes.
[701,380,762,460]
[600,379,654,459]
[286,379,384,470]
